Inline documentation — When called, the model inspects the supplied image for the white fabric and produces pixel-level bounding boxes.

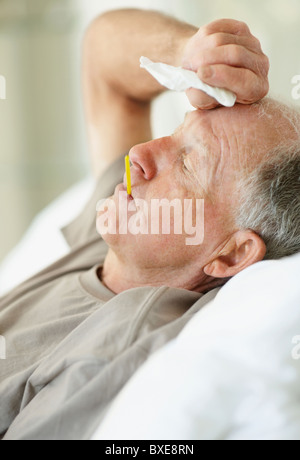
[0,177,95,297]
[94,252,300,441]
[140,56,236,107]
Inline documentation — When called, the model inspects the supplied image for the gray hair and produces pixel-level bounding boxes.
[236,100,300,260]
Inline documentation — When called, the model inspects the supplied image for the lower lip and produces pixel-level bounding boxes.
[114,183,134,200]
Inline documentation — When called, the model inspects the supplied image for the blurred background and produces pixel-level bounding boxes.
[1,0,300,262]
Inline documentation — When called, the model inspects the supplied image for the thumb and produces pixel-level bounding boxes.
[185,88,219,110]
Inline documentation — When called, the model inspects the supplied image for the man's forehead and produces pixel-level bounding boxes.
[183,109,204,124]
[182,108,226,138]
[180,106,262,177]
[181,104,275,153]
[181,109,218,151]
[178,100,300,200]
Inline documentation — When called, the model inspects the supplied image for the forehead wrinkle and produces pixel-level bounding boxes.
[233,119,263,177]
[215,114,254,188]
[182,112,225,203]
[180,127,213,199]
[201,118,226,204]
[187,146,212,200]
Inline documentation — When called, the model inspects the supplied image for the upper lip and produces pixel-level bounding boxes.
[123,174,134,198]
[123,164,145,198]
[123,173,129,190]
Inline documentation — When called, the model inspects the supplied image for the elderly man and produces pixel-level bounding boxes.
[0,9,299,440]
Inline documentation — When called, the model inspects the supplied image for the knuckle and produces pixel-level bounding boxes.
[200,48,211,66]
[201,23,212,36]
[235,20,250,34]
[261,79,270,97]
[246,34,263,53]
[244,86,258,103]
[201,19,227,35]
[263,54,270,72]
[252,35,262,50]
[247,80,268,102]
[227,44,243,62]
[210,32,225,48]
[257,54,270,77]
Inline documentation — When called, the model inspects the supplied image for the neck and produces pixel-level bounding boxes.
[100,249,224,294]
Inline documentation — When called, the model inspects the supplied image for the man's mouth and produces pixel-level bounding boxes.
[123,177,134,200]
[96,183,136,214]
[114,182,135,201]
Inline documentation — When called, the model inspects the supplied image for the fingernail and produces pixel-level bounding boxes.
[199,66,213,79]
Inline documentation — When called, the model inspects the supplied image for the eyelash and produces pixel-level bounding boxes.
[182,156,189,173]
[177,149,191,176]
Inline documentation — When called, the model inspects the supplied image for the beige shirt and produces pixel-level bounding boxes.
[0,157,219,440]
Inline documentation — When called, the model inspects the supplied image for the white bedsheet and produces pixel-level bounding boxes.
[94,252,300,440]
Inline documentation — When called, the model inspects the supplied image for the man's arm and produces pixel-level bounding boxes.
[82,9,196,178]
[83,9,269,178]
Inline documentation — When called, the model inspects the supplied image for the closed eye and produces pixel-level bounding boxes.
[178,147,188,168]
[182,155,191,173]
[183,162,189,173]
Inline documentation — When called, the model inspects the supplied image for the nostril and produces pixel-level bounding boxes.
[129,145,157,180]
[132,161,145,176]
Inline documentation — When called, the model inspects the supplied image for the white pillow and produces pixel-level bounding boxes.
[93,252,300,441]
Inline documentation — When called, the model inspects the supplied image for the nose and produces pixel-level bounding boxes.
[129,137,174,181]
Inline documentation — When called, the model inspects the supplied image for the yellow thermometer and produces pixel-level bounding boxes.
[125,155,132,196]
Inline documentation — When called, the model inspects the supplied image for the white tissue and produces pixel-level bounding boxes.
[140,56,236,108]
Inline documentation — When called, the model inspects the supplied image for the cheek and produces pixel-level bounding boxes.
[125,233,201,267]
[97,175,207,261]
[144,168,188,201]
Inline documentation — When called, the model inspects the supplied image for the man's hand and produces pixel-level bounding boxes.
[182,19,269,109]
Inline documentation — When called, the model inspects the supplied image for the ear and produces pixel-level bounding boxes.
[203,230,267,279]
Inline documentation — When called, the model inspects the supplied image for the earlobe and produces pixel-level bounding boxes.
[203,231,267,279]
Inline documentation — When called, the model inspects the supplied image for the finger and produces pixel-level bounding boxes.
[202,32,263,55]
[201,19,251,37]
[185,88,219,110]
[198,64,269,104]
[199,44,269,77]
